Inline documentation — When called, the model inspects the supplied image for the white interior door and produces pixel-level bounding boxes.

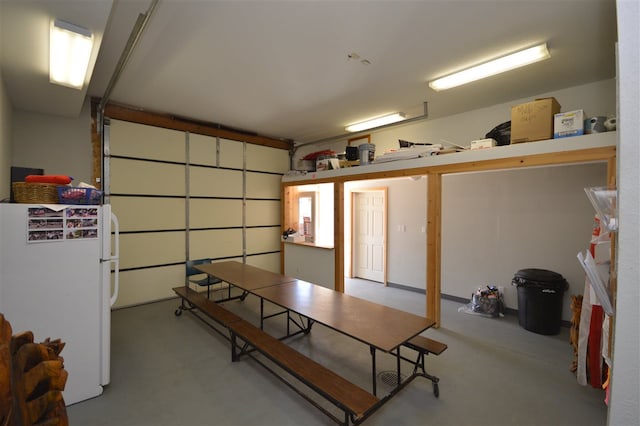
[353,190,386,282]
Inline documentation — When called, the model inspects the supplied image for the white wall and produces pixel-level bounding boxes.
[0,69,12,201]
[295,79,616,161]
[345,177,427,290]
[609,1,640,424]
[341,162,607,322]
[442,163,606,318]
[291,79,614,321]
[0,69,10,305]
[283,243,335,289]
[12,99,92,185]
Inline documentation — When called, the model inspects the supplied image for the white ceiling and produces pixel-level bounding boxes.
[0,0,617,145]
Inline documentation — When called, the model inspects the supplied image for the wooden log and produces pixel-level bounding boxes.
[22,361,66,398]
[41,340,65,358]
[0,313,69,426]
[10,332,34,357]
[1,314,13,426]
[25,391,64,425]
[14,343,50,374]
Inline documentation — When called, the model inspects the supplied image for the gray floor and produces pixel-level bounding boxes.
[67,279,608,426]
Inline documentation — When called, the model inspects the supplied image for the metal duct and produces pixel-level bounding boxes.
[99,0,159,112]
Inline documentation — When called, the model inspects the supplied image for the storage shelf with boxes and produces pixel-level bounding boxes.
[511,97,614,144]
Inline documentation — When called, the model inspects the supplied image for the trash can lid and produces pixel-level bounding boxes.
[511,268,568,290]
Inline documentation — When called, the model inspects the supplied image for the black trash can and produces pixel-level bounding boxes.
[511,269,569,335]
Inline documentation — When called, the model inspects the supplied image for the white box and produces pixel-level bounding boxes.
[281,233,305,243]
[554,110,585,139]
[316,158,329,171]
[470,138,496,150]
[316,157,340,171]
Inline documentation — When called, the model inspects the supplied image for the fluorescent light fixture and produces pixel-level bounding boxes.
[345,112,406,132]
[428,43,551,91]
[50,20,94,89]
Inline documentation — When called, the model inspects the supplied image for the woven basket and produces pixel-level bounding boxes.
[12,182,60,204]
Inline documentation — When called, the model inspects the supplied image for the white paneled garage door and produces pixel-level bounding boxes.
[106,119,288,308]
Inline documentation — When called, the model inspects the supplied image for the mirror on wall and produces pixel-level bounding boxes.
[298,191,316,243]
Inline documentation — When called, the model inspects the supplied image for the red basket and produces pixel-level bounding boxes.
[57,186,103,205]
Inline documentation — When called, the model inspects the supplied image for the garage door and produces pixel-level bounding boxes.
[105,119,288,308]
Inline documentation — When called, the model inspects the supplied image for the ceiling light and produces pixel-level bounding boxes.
[50,20,94,89]
[345,112,406,132]
[428,43,551,91]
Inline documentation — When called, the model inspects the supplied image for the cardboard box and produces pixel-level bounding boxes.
[510,97,561,143]
[554,110,585,139]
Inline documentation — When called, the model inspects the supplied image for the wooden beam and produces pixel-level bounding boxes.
[102,102,293,151]
[334,182,345,293]
[426,173,442,327]
[90,99,102,190]
[426,147,616,175]
[280,184,286,274]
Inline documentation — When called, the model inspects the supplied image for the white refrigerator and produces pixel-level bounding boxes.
[0,203,119,405]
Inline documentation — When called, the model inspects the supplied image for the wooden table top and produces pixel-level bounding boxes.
[195,261,298,291]
[253,280,435,353]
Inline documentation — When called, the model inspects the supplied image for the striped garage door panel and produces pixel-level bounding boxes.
[106,119,288,308]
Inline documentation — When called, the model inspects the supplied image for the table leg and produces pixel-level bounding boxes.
[231,333,237,362]
[260,298,264,330]
[370,346,377,396]
[396,347,401,388]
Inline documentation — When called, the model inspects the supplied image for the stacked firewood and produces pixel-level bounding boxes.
[0,314,68,426]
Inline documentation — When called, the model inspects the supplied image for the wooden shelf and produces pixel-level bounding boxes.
[283,132,617,184]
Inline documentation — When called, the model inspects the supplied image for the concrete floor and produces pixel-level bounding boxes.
[67,279,608,425]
